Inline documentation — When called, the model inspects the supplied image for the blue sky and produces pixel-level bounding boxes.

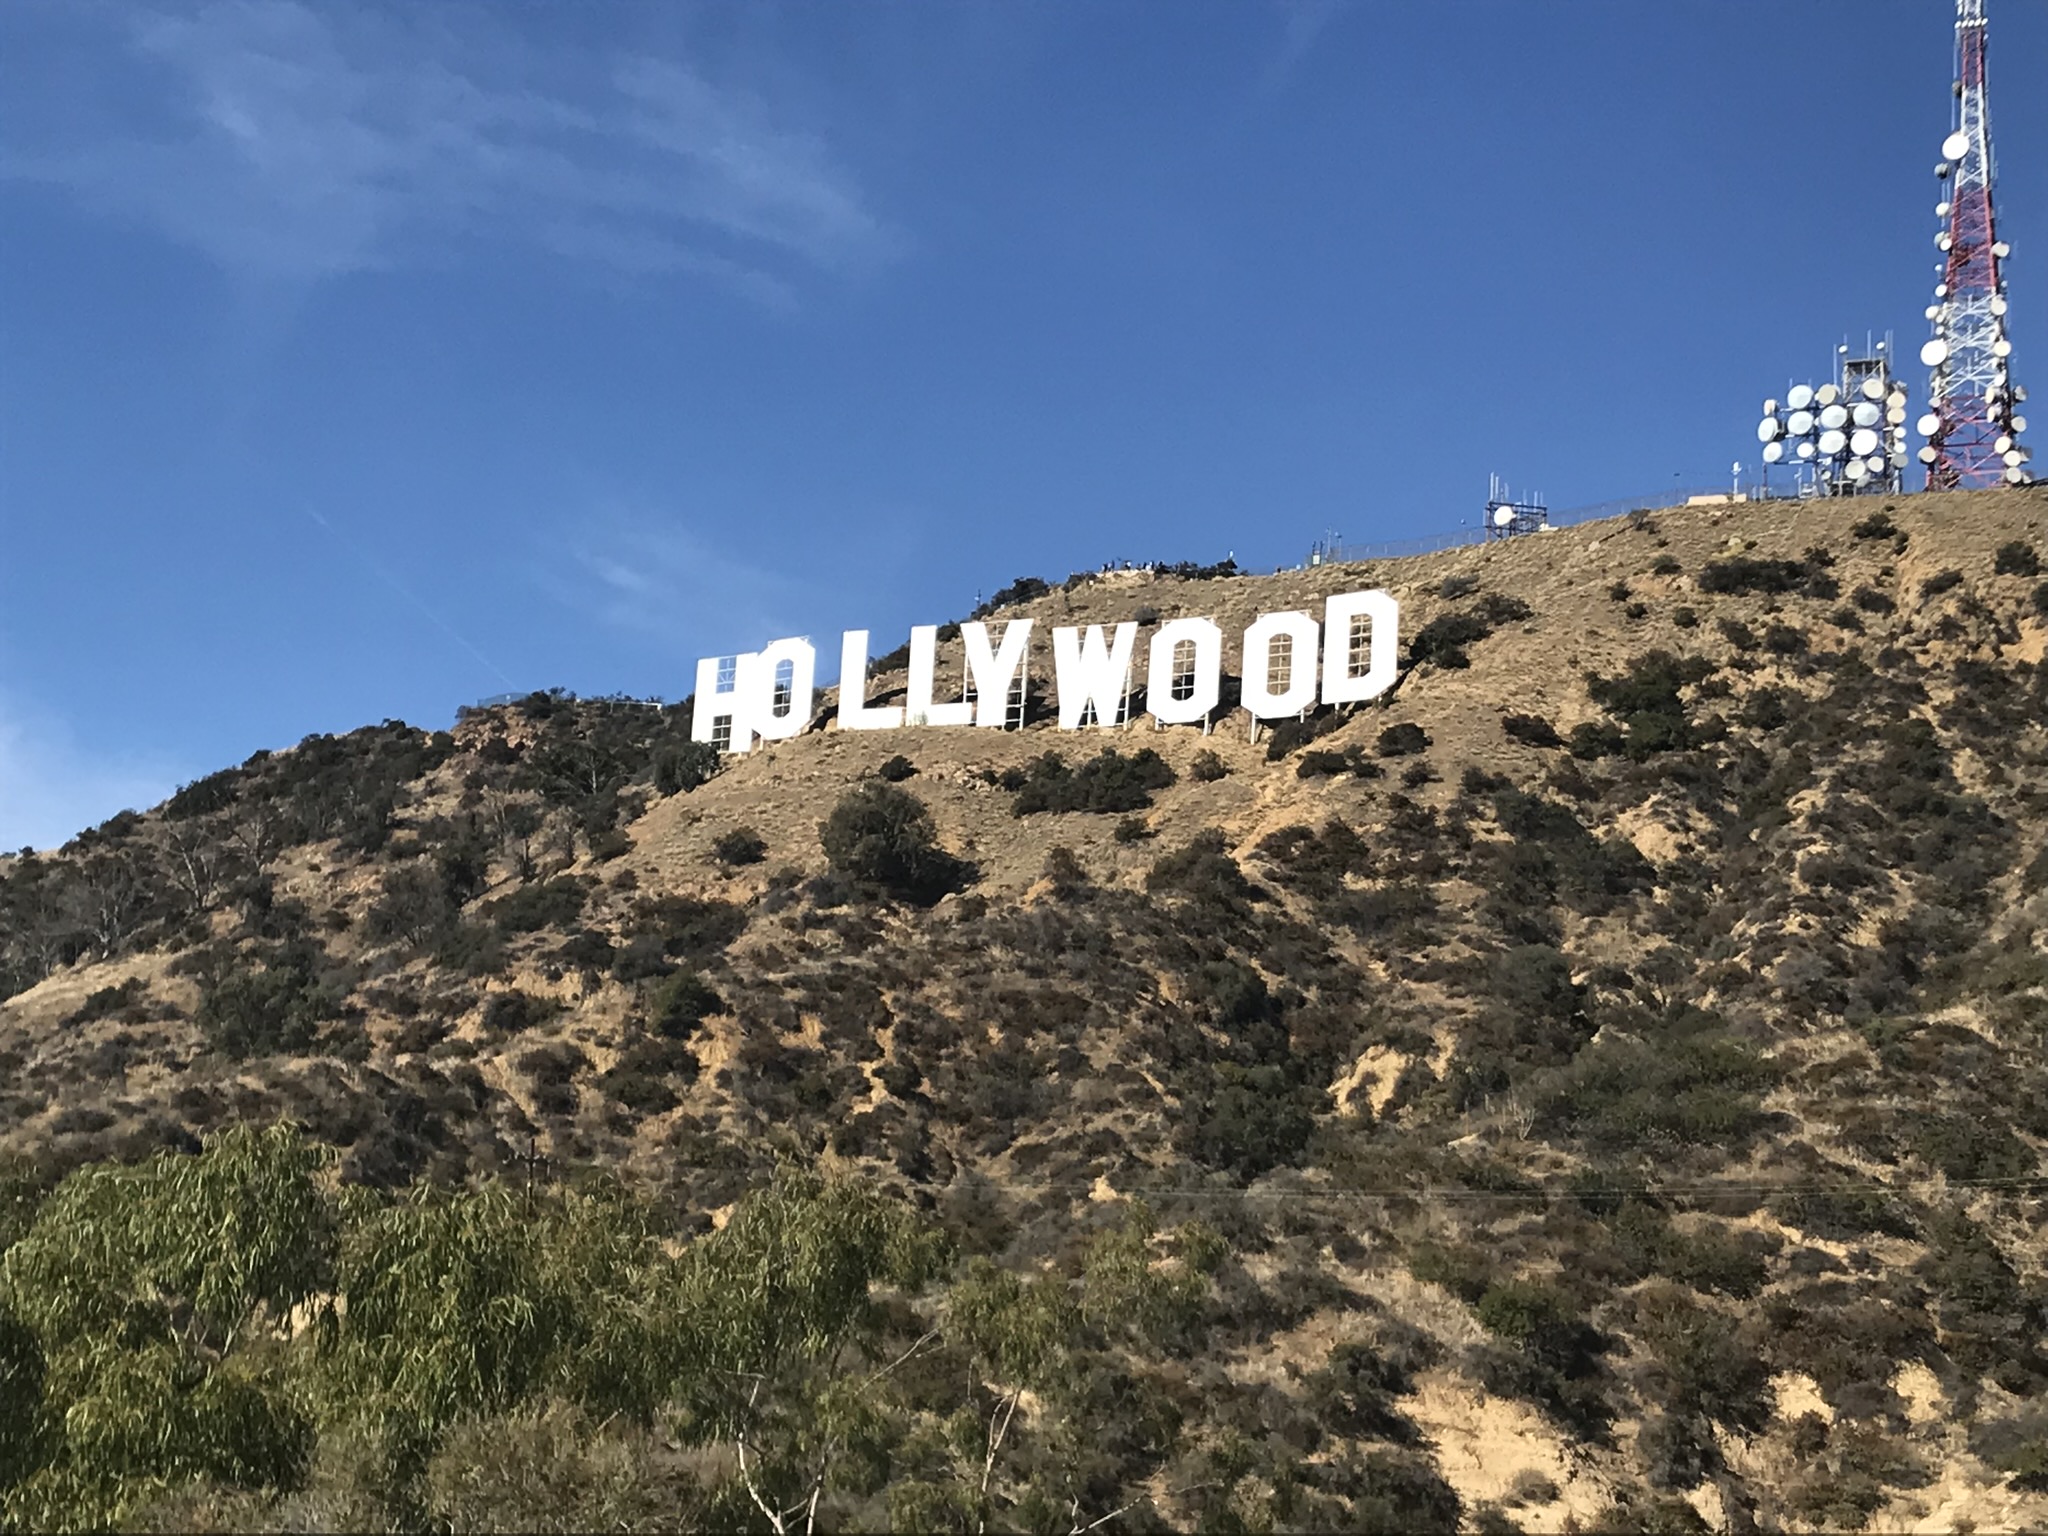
[3,0,2044,849]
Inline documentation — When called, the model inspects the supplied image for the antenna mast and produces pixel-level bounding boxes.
[1921,0,2031,488]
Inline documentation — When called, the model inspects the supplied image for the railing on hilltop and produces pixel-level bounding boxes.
[1304,482,1815,568]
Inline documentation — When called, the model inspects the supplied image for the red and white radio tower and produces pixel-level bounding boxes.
[1920,0,2030,488]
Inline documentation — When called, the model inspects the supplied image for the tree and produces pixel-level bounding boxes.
[892,1206,1219,1534]
[820,785,972,905]
[0,1124,332,1530]
[666,1166,948,1534]
[158,815,245,916]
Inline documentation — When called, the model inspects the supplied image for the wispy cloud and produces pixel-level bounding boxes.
[1254,0,1348,99]
[0,692,189,853]
[540,510,812,667]
[3,1,895,302]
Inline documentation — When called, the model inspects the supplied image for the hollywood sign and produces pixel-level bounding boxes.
[692,590,1399,753]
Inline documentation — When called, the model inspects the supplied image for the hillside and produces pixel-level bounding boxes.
[4,484,2048,1531]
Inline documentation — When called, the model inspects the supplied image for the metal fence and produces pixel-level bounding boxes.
[1304,482,1808,568]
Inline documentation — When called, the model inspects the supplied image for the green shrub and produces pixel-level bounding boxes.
[597,1041,698,1115]
[1189,749,1229,782]
[1407,1242,1493,1302]
[1376,723,1430,758]
[1503,714,1561,748]
[820,784,972,904]
[1175,1065,1316,1180]
[1994,540,2041,577]
[483,879,589,936]
[1297,746,1382,780]
[1406,612,1493,669]
[652,742,719,796]
[970,576,1050,618]
[711,828,768,867]
[1761,622,1807,655]
[1698,555,1833,598]
[197,944,338,1058]
[1581,651,1714,759]
[1010,747,1175,815]
[480,989,564,1035]
[1851,510,1898,540]
[1145,830,1258,909]
[61,978,150,1028]
[876,754,918,783]
[1537,1028,1776,1152]
[645,972,726,1040]
[1716,618,1757,651]
[1633,1286,1771,1431]
[1909,1112,2034,1182]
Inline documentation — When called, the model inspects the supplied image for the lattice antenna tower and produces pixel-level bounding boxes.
[1483,473,1551,538]
[1920,0,2031,487]
[1758,338,1909,497]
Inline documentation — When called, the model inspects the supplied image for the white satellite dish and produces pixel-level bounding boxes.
[1757,418,1781,443]
[1762,398,1779,415]
[1788,410,1816,435]
[1991,296,2008,315]
[1861,378,1884,402]
[1937,201,1952,217]
[1797,441,1816,460]
[2011,414,2028,433]
[1944,130,1971,160]
[1919,445,1940,463]
[1850,428,1881,456]
[1938,234,1954,252]
[1935,283,1949,298]
[1493,507,1514,528]
[1786,384,1814,410]
[1925,306,1941,321]
[1887,407,1908,426]
[2017,386,2029,401]
[1890,450,1909,468]
[1917,411,1943,436]
[2008,467,2028,484]
[1852,402,1881,427]
[1868,456,1888,473]
[1819,404,1850,429]
[1993,241,2011,258]
[1819,428,1848,455]
[1816,384,1840,406]
[1996,435,2014,454]
[1994,339,2013,357]
[1845,459,1870,483]
[1922,339,1950,367]
[1762,440,1785,463]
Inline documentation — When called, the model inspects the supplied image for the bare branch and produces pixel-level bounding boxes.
[733,1378,789,1536]
[863,1326,940,1390]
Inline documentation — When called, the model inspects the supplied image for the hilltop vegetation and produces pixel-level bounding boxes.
[3,486,2048,1531]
